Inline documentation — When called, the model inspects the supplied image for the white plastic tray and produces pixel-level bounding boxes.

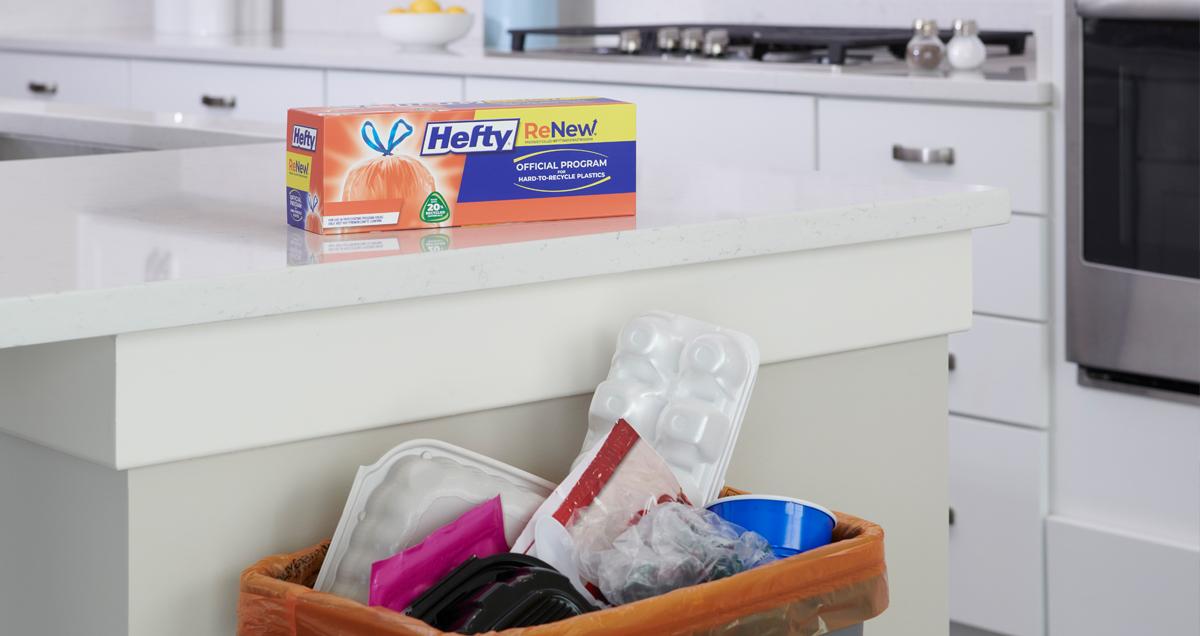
[585,311,760,505]
[314,439,554,604]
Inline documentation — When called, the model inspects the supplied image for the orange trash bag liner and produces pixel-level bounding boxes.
[237,487,889,636]
[341,119,435,204]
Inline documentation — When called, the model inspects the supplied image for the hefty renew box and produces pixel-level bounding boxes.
[286,97,635,234]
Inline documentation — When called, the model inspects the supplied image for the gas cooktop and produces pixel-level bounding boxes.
[508,24,1030,66]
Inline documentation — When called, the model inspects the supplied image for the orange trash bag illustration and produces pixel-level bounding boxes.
[342,119,435,204]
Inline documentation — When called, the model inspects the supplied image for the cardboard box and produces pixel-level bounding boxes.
[286,98,636,235]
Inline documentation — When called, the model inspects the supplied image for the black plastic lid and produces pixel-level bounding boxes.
[407,553,598,634]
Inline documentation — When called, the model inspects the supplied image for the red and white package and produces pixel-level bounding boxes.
[511,419,689,602]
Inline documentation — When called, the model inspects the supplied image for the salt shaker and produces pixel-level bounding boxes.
[906,19,945,71]
[947,19,987,70]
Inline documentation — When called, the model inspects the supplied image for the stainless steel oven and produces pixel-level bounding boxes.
[1069,0,1200,402]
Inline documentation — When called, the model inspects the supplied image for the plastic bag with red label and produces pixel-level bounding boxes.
[511,419,688,602]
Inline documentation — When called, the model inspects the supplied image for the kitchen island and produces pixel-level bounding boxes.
[0,105,1008,635]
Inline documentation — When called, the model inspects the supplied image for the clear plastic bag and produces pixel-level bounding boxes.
[512,419,688,602]
[575,502,776,606]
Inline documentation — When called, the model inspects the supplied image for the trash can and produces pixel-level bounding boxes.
[237,489,888,636]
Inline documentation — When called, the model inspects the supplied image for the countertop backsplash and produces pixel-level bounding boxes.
[0,0,153,30]
[284,0,484,38]
[0,0,1047,40]
[592,0,1048,32]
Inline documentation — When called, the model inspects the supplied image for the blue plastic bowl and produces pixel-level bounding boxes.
[707,495,836,558]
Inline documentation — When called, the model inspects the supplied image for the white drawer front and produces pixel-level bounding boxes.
[465,77,816,197]
[0,52,129,108]
[817,98,1050,214]
[1048,517,1200,636]
[326,70,461,106]
[949,315,1048,427]
[950,415,1046,636]
[973,214,1047,321]
[130,60,323,125]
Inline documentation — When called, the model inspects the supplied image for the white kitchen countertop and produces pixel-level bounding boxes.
[0,29,1052,105]
[0,102,1008,350]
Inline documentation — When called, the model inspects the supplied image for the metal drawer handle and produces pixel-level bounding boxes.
[948,353,957,371]
[892,144,955,165]
[949,507,956,526]
[27,81,58,95]
[200,94,237,109]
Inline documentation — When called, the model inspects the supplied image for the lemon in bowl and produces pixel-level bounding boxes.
[378,2,473,49]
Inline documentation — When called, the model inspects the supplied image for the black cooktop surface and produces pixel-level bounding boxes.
[508,24,1030,65]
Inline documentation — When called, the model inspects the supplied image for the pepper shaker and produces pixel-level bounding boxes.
[947,19,987,70]
[906,19,945,71]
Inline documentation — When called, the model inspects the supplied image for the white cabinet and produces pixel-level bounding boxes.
[949,315,1049,428]
[949,416,1046,636]
[817,98,1050,214]
[1048,517,1200,635]
[0,52,129,108]
[973,214,1048,321]
[326,70,462,106]
[130,60,323,125]
[464,77,817,197]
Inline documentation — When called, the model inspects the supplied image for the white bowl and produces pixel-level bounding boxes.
[376,12,474,49]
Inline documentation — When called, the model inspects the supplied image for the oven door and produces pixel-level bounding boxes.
[1068,14,1200,399]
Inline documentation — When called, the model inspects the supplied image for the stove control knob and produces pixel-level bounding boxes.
[656,26,681,52]
[681,27,705,53]
[618,28,642,54]
[703,29,731,57]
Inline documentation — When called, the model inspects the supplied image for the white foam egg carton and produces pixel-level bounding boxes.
[585,311,760,506]
[314,439,554,604]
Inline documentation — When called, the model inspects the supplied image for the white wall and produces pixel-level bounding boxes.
[0,0,151,30]
[283,0,483,33]
[279,0,1048,35]
[591,0,1048,32]
[0,0,1047,39]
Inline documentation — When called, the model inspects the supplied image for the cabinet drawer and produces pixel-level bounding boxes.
[950,416,1046,636]
[1048,517,1200,636]
[130,60,323,125]
[0,51,129,108]
[949,315,1048,427]
[326,70,461,106]
[974,214,1047,321]
[818,99,1049,214]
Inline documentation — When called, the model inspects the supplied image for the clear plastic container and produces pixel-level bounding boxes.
[314,440,553,603]
[584,311,760,506]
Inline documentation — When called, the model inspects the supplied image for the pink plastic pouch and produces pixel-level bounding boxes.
[368,496,508,613]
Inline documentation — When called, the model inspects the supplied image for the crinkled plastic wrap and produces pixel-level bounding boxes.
[237,489,889,636]
[576,502,777,606]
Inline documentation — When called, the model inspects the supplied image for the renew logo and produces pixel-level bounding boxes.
[524,118,598,141]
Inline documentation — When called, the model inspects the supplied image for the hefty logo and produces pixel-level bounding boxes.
[421,119,518,156]
[524,118,598,140]
[291,125,317,152]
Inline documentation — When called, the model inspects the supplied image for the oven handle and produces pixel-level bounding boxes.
[1076,0,1199,19]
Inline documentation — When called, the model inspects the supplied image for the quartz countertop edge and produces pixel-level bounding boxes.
[0,177,1009,350]
[0,31,1053,105]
